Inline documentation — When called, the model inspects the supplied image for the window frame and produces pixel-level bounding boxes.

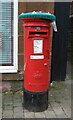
[0,0,18,73]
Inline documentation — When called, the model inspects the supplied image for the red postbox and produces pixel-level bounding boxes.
[19,12,56,112]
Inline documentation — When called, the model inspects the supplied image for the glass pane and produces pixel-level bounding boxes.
[0,2,14,65]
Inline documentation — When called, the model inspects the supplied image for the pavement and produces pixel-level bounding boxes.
[2,80,71,118]
[2,61,71,118]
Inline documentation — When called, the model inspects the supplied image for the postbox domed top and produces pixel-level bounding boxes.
[18,11,56,22]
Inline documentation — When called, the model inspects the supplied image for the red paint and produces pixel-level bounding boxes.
[20,18,51,92]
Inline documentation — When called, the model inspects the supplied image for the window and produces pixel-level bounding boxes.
[0,0,18,73]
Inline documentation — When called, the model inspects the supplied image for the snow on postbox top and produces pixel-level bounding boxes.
[18,11,56,22]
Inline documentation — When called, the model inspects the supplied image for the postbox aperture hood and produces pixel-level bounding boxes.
[18,12,56,22]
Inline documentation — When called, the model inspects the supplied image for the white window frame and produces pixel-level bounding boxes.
[0,0,18,73]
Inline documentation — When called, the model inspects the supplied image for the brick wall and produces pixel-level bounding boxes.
[2,2,54,80]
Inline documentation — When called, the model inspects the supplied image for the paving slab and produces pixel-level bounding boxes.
[34,112,45,118]
[44,106,56,118]
[2,94,13,105]
[59,103,71,118]
[23,109,30,113]
[2,110,13,118]
[3,104,13,110]
[13,94,23,107]
[49,85,71,118]
[13,106,24,118]
[24,112,35,118]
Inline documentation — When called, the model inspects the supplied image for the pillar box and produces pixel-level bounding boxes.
[19,12,56,112]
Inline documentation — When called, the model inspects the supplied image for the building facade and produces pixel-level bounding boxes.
[1,1,54,80]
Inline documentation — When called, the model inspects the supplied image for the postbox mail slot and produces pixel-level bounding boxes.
[29,31,48,37]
